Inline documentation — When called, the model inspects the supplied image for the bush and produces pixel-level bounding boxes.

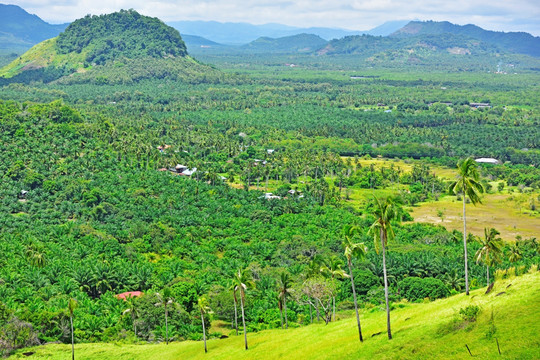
[398,277,450,301]
[459,305,480,322]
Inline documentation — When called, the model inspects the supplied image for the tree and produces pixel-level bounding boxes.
[321,256,348,322]
[342,225,368,342]
[367,196,397,340]
[155,287,174,345]
[122,295,139,336]
[234,269,253,350]
[449,157,484,295]
[508,242,522,263]
[475,228,504,287]
[197,296,211,353]
[228,280,239,336]
[277,271,293,329]
[68,298,78,360]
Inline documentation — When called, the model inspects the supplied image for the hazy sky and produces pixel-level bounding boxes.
[7,0,540,35]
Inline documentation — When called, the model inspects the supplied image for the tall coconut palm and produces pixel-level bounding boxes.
[68,298,78,360]
[449,157,484,295]
[234,269,253,350]
[508,242,522,263]
[155,287,174,345]
[198,296,211,353]
[278,271,293,329]
[228,280,239,336]
[321,256,348,322]
[368,196,397,340]
[475,228,504,287]
[122,295,139,336]
[342,225,368,342]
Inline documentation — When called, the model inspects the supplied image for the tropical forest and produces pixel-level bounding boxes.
[0,5,539,360]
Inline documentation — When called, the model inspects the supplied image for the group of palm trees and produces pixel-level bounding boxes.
[65,157,501,356]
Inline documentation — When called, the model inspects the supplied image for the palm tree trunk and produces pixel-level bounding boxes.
[165,305,169,345]
[284,296,288,329]
[240,293,248,350]
[309,304,313,323]
[201,313,207,353]
[348,259,363,342]
[234,299,238,336]
[487,265,490,287]
[463,193,470,295]
[333,296,336,322]
[70,315,75,360]
[381,232,392,340]
[280,306,284,329]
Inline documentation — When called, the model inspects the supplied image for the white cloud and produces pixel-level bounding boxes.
[7,0,540,35]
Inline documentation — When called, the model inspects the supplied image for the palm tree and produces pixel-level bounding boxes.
[228,280,239,336]
[278,271,293,329]
[321,256,348,322]
[234,269,253,350]
[449,157,484,295]
[155,287,174,345]
[198,296,211,353]
[475,228,504,287]
[367,196,397,340]
[342,225,368,342]
[122,295,139,336]
[68,298,78,360]
[508,242,522,263]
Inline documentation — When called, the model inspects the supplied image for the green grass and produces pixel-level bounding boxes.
[10,272,540,360]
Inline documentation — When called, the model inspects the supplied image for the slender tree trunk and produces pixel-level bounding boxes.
[280,306,284,329]
[348,259,363,342]
[70,315,75,360]
[165,305,169,345]
[284,296,288,329]
[463,194,470,295]
[309,304,313,323]
[333,296,336,322]
[234,299,238,336]
[316,302,320,322]
[381,232,392,340]
[487,265,490,287]
[201,313,207,353]
[240,293,248,350]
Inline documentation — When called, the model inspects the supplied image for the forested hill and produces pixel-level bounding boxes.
[391,20,540,57]
[0,4,67,49]
[241,34,328,53]
[0,10,222,85]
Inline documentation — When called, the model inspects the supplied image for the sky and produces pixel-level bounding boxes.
[6,0,540,35]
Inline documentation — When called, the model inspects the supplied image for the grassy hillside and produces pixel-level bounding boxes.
[9,272,540,359]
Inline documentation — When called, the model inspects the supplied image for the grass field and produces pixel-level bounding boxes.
[409,193,540,241]
[10,272,540,360]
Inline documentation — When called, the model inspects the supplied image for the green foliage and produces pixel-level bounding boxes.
[398,277,450,301]
[459,305,481,322]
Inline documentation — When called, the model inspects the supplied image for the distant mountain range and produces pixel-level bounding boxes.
[0,4,67,49]
[391,21,540,58]
[1,3,539,61]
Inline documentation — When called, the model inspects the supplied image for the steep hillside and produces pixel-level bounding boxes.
[9,272,540,359]
[242,34,328,53]
[0,4,67,49]
[0,10,220,84]
[392,21,540,57]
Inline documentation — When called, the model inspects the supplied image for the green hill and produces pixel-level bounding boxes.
[392,21,540,58]
[242,33,328,53]
[0,10,220,84]
[9,272,540,360]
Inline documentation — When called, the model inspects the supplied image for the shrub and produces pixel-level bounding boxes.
[459,305,481,322]
[398,277,450,301]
